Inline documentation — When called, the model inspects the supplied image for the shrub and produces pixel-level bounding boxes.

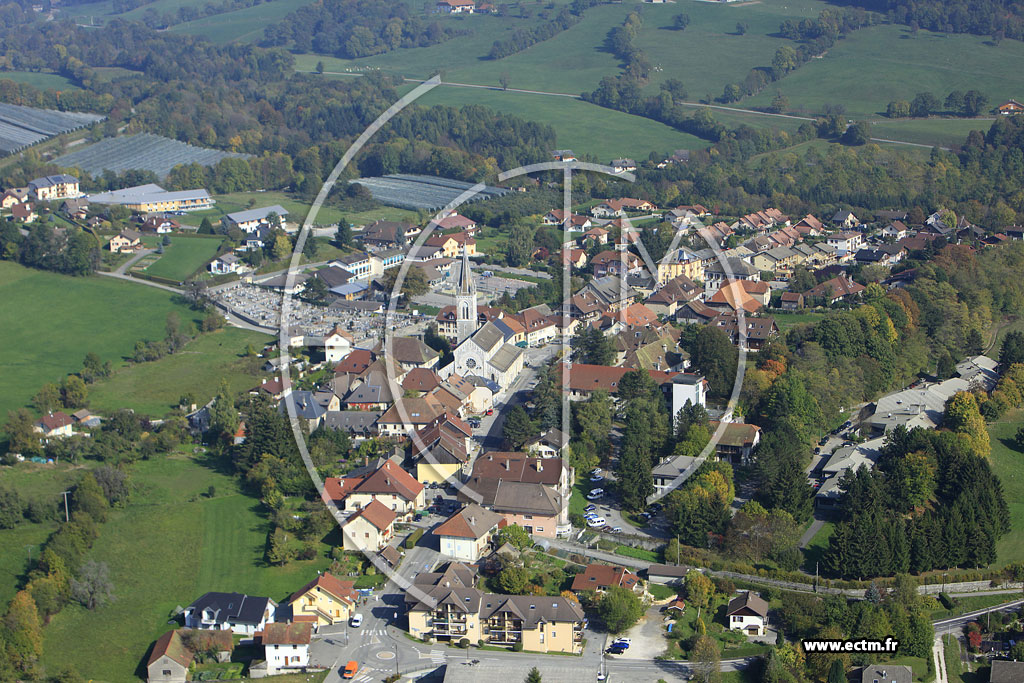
[939,592,957,610]
[512,640,524,652]
[405,528,425,549]
[459,638,470,648]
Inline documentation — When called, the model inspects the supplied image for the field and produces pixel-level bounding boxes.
[167,0,315,43]
[36,454,335,681]
[0,70,80,91]
[800,520,833,573]
[0,262,198,425]
[868,118,991,149]
[744,24,1024,119]
[178,190,349,229]
[987,410,1024,568]
[141,235,224,281]
[410,85,708,160]
[87,327,270,417]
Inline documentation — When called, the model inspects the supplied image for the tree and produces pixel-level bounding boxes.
[597,586,643,634]
[61,375,88,409]
[500,73,510,91]
[886,100,911,118]
[842,120,870,146]
[772,46,798,73]
[827,658,846,683]
[685,570,714,609]
[198,217,214,234]
[963,90,988,117]
[944,391,990,456]
[381,265,429,299]
[210,381,238,442]
[272,233,292,260]
[945,90,965,113]
[525,667,542,683]
[497,565,530,594]
[315,60,324,74]
[910,92,939,117]
[494,524,532,550]
[571,326,615,365]
[4,590,43,673]
[334,220,352,247]
[33,383,62,414]
[5,409,41,457]
[502,405,536,450]
[1001,331,1024,366]
[691,635,721,683]
[735,22,747,35]
[70,560,115,610]
[0,484,24,529]
[1015,426,1024,451]
[302,275,330,304]
[71,473,109,522]
[691,325,738,398]
[672,13,690,30]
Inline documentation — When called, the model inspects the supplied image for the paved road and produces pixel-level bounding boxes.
[113,248,155,275]
[798,517,827,549]
[95,269,183,294]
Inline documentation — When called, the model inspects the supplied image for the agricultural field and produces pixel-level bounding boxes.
[178,190,348,229]
[0,70,80,91]
[0,262,198,426]
[54,133,248,179]
[411,85,708,161]
[167,0,316,44]
[87,326,270,417]
[987,410,1024,568]
[744,24,1024,119]
[36,454,335,681]
[140,235,224,281]
[867,117,991,149]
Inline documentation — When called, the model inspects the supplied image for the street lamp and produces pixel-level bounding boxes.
[394,641,400,677]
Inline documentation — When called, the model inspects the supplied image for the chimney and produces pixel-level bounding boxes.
[536,460,543,472]
[503,460,510,471]
[469,516,476,526]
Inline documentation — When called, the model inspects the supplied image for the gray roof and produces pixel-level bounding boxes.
[29,173,78,189]
[584,275,637,305]
[186,592,275,625]
[491,480,561,516]
[489,344,524,373]
[726,591,769,618]
[869,377,969,432]
[858,665,913,683]
[705,257,759,277]
[653,455,696,480]
[223,205,288,224]
[280,390,326,420]
[470,321,504,354]
[88,184,211,205]
[821,437,884,478]
[647,564,689,578]
[323,410,381,434]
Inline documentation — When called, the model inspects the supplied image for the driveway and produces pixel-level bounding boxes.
[613,606,670,660]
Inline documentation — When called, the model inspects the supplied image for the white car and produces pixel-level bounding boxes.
[590,474,604,483]
[613,638,632,647]
[587,517,606,526]
[587,491,604,501]
[350,614,363,628]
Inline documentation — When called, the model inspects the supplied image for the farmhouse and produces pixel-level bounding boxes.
[221,205,288,233]
[997,99,1024,115]
[34,411,74,439]
[29,174,80,200]
[437,0,476,12]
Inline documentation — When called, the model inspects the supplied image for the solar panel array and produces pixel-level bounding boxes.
[54,133,250,179]
[0,102,104,154]
[350,174,510,211]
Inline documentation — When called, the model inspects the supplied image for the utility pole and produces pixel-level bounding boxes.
[24,545,34,566]
[60,490,71,522]
[394,641,400,677]
[815,562,819,593]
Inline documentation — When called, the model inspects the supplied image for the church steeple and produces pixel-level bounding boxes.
[455,243,477,345]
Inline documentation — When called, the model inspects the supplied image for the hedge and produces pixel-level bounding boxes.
[405,528,425,549]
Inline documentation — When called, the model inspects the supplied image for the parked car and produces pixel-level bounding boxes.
[590,474,604,483]
[611,527,622,533]
[587,517,606,526]
[601,525,614,532]
[606,645,626,655]
[584,504,597,512]
[486,409,494,415]
[350,614,363,628]
[613,638,631,648]
[586,491,604,501]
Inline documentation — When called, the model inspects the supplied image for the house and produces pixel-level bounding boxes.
[62,197,89,219]
[645,564,689,586]
[183,592,277,635]
[856,665,913,683]
[323,410,380,441]
[831,210,858,228]
[855,244,906,267]
[208,254,241,275]
[376,395,447,436]
[34,411,74,439]
[87,184,213,212]
[376,336,440,371]
[411,412,473,483]
[360,220,413,250]
[792,214,824,236]
[460,478,565,537]
[570,564,641,594]
[424,232,477,258]
[989,660,1024,682]
[139,215,179,234]
[610,158,637,173]
[726,591,769,636]
[542,209,591,231]
[676,300,719,325]
[707,280,768,315]
[708,421,761,465]
[591,249,641,278]
[702,257,759,295]
[279,390,326,431]
[406,587,585,653]
[258,622,312,675]
[147,630,193,683]
[434,503,505,562]
[997,99,1024,115]
[826,230,863,255]
[437,0,476,12]
[882,220,909,240]
[29,174,80,200]
[11,202,37,223]
[322,326,354,364]
[524,428,568,458]
[807,275,865,304]
[342,498,396,552]
[403,367,442,394]
[591,198,653,218]
[222,205,288,234]
[1,188,28,208]
[562,248,587,269]
[325,459,426,520]
[652,454,697,495]
[578,275,639,313]
[551,149,576,162]
[435,213,478,233]
[779,291,803,311]
[109,229,142,253]
[646,274,700,316]
[580,226,610,244]
[709,314,779,352]
[469,451,573,503]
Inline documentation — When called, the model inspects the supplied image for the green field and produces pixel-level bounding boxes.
[988,410,1024,568]
[141,235,223,281]
[771,310,827,331]
[801,520,834,573]
[745,24,1024,119]
[37,454,334,681]
[178,190,348,229]
[0,262,198,424]
[167,0,316,43]
[868,118,991,149]
[0,70,80,91]
[411,85,708,160]
[87,327,270,417]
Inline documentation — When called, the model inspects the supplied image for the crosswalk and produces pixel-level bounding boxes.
[428,649,446,665]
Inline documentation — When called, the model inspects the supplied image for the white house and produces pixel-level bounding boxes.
[433,503,504,562]
[323,326,354,364]
[726,592,769,636]
[183,592,277,636]
[826,231,863,255]
[221,205,289,234]
[260,622,311,675]
[208,254,241,275]
[670,374,707,424]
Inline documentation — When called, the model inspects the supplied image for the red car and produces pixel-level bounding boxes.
[485,409,494,415]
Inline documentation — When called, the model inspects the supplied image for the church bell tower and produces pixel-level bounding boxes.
[455,244,477,345]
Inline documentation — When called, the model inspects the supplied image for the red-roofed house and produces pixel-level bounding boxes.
[424,232,477,258]
[326,460,426,520]
[543,209,592,231]
[342,498,396,551]
[34,411,73,439]
[433,503,505,562]
[592,198,656,218]
[562,364,678,401]
[435,213,478,234]
[437,0,476,12]
[571,564,642,594]
[258,622,312,675]
[286,573,357,626]
[807,275,865,304]
[334,348,374,375]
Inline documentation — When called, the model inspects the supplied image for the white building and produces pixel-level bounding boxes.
[322,326,354,364]
[433,503,504,562]
[726,591,768,636]
[221,205,289,233]
[670,374,707,424]
[183,592,276,636]
[261,622,311,675]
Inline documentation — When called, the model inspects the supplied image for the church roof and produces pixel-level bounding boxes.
[490,344,524,373]
[471,321,504,353]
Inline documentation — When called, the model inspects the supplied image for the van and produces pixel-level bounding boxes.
[342,661,359,679]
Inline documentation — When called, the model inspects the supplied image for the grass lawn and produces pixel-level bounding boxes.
[410,85,709,160]
[178,191,348,229]
[986,410,1024,567]
[944,634,963,683]
[0,262,198,427]
[801,520,834,574]
[868,117,991,149]
[886,655,932,682]
[87,327,271,417]
[167,0,316,43]
[39,454,334,681]
[771,310,827,331]
[929,594,1019,621]
[0,70,80,91]
[648,582,677,601]
[142,235,224,281]
[615,545,660,563]
[745,24,1024,120]
[0,522,58,608]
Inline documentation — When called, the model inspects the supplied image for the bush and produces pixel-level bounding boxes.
[459,638,470,648]
[512,641,524,652]
[939,592,958,610]
[405,528,425,549]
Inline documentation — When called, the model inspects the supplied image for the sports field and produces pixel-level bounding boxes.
[37,454,334,681]
[141,235,223,281]
[87,326,270,417]
[0,262,198,423]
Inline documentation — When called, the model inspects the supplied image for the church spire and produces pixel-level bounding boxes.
[455,241,477,345]
[459,242,473,295]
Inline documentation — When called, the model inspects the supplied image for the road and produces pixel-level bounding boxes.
[95,269,183,294]
[478,343,560,449]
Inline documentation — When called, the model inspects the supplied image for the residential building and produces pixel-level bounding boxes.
[856,665,913,683]
[708,421,761,465]
[208,254,241,275]
[259,622,312,675]
[610,158,637,173]
[360,220,413,250]
[322,326,354,364]
[285,573,357,626]
[29,174,80,200]
[997,99,1024,115]
[653,454,697,495]
[139,215,178,233]
[411,412,473,484]
[425,232,477,258]
[735,208,787,233]
[832,210,859,228]
[806,275,865,304]
[726,591,769,636]
[646,274,700,316]
[709,314,779,352]
[524,429,568,458]
[183,592,277,635]
[826,231,864,255]
[435,213,478,233]
[460,478,565,538]
[34,411,74,439]
[882,220,909,240]
[1,187,27,208]
[88,184,213,212]
[578,275,639,313]
[434,503,505,562]
[591,197,653,218]
[406,587,585,653]
[703,258,760,295]
[376,336,440,371]
[109,229,142,253]
[989,660,1024,682]
[779,292,804,311]
[11,202,36,223]
[437,0,476,12]
[221,205,288,233]
[570,564,641,594]
[325,459,426,520]
[376,395,446,436]
[147,630,214,683]
[342,498,396,551]
[542,209,591,231]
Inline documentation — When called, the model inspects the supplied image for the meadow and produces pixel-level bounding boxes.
[178,190,349,229]
[87,326,271,417]
[0,70,80,91]
[142,235,224,281]
[0,262,198,424]
[868,118,990,149]
[167,0,316,43]
[36,454,335,681]
[986,410,1024,568]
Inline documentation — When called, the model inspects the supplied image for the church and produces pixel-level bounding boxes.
[439,248,526,391]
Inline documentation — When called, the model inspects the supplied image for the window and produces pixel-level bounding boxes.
[523,515,533,520]
[536,527,544,532]
[163,671,172,676]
